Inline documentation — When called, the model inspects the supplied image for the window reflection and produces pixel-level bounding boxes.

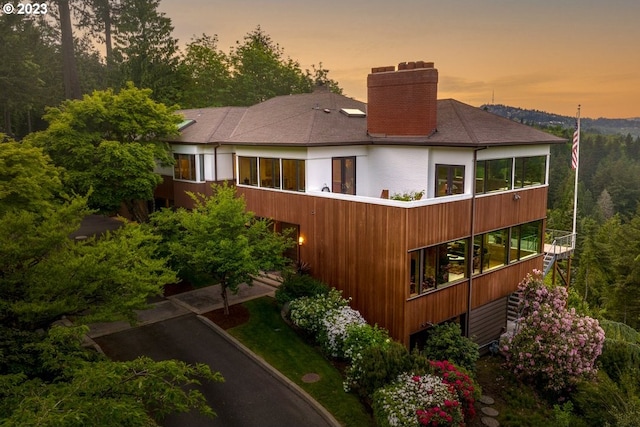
[409,239,468,296]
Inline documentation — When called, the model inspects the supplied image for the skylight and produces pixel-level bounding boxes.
[340,108,366,117]
[177,119,196,131]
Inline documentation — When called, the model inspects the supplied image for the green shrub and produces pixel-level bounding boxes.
[275,274,329,305]
[420,322,479,373]
[572,371,626,426]
[345,341,430,398]
[552,402,574,427]
[343,323,391,363]
[600,338,640,383]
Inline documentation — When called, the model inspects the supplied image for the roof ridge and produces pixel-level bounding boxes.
[450,99,480,145]
[204,107,232,143]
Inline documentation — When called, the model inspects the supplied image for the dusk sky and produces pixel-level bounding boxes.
[160,0,640,119]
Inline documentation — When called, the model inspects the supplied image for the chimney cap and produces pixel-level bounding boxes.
[398,61,434,70]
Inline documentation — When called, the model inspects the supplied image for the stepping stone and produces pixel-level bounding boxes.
[301,373,320,383]
[479,395,495,405]
[481,406,500,417]
[481,416,500,427]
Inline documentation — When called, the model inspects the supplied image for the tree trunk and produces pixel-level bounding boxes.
[221,283,230,315]
[3,107,12,137]
[58,0,82,99]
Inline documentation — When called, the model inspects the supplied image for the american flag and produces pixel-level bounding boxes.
[571,120,579,170]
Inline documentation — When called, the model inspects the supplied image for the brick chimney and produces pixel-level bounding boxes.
[367,61,438,136]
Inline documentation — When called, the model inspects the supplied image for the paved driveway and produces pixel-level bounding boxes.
[94,314,336,427]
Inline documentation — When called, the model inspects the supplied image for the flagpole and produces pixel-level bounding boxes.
[571,105,581,249]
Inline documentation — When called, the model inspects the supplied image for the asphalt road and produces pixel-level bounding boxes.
[94,314,334,427]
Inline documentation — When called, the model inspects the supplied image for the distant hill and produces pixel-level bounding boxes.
[480,104,640,138]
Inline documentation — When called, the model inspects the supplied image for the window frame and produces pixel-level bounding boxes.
[472,220,543,275]
[173,153,198,182]
[409,238,469,297]
[514,155,547,189]
[238,156,258,186]
[435,164,465,197]
[259,157,281,189]
[282,159,305,192]
[332,156,356,195]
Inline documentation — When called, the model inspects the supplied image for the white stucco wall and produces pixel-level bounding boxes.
[306,146,368,193]
[366,146,430,199]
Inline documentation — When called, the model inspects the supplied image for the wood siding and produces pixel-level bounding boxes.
[404,282,469,341]
[405,199,472,249]
[154,175,174,201]
[238,188,409,340]
[470,256,543,308]
[474,187,548,233]
[237,187,546,346]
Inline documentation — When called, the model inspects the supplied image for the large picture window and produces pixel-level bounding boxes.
[260,158,280,188]
[515,156,546,188]
[332,156,356,195]
[476,158,512,193]
[409,239,469,296]
[473,220,543,274]
[239,156,258,186]
[477,155,547,194]
[174,153,198,181]
[436,164,465,197]
[283,159,305,192]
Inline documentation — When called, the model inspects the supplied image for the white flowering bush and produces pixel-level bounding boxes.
[288,288,348,335]
[318,306,366,358]
[502,271,606,393]
[373,373,463,427]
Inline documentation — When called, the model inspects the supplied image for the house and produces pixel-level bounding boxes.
[154,61,565,349]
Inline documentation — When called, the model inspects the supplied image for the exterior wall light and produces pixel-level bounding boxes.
[298,236,305,246]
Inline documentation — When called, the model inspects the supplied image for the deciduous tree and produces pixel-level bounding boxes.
[26,84,181,221]
[0,140,221,424]
[150,184,292,314]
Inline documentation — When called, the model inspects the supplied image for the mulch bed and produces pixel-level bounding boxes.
[164,281,250,329]
[201,304,251,330]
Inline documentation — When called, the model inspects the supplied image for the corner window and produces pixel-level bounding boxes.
[473,220,542,274]
[239,156,258,186]
[477,158,512,193]
[515,156,546,188]
[260,158,280,188]
[436,164,465,197]
[283,159,305,192]
[517,220,542,260]
[332,156,356,195]
[174,153,197,181]
[409,239,469,296]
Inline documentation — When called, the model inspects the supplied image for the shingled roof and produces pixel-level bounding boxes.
[172,91,565,147]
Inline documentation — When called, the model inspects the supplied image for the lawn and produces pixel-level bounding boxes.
[227,297,375,427]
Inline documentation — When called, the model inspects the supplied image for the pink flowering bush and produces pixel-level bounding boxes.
[502,271,605,393]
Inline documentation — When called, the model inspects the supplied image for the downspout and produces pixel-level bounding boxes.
[214,144,219,183]
[465,146,487,337]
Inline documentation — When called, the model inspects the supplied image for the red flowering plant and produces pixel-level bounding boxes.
[429,360,479,422]
[416,398,463,426]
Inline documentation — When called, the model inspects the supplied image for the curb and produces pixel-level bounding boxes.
[197,315,341,427]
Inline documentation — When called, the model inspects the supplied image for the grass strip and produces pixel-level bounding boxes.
[228,297,374,427]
